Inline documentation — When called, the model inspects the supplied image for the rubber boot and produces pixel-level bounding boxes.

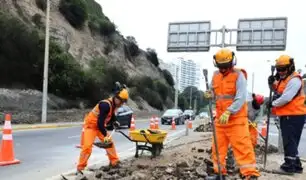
[295,157,303,173]
[280,158,295,173]
[206,174,227,180]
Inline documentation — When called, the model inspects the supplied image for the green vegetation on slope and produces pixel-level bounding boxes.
[0,0,174,110]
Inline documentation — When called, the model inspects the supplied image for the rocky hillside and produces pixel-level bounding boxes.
[0,0,175,123]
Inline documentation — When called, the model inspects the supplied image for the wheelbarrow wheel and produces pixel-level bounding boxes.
[152,143,162,157]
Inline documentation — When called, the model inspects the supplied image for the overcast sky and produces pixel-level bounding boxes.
[97,0,305,96]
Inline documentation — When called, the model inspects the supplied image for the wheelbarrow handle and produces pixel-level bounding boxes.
[116,130,134,142]
[140,130,152,144]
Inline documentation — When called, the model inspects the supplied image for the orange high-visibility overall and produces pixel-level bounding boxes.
[248,123,258,148]
[211,68,260,177]
[77,98,119,171]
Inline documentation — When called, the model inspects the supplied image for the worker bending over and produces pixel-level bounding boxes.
[76,83,129,175]
[205,48,260,180]
[268,55,306,174]
[248,93,264,148]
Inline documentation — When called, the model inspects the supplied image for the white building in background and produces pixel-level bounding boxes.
[159,58,201,92]
[177,58,201,92]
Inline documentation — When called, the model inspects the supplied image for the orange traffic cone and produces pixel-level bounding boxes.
[171,117,176,130]
[149,117,155,129]
[129,116,136,131]
[0,114,20,166]
[188,119,192,129]
[75,126,84,148]
[261,120,267,138]
[154,116,159,129]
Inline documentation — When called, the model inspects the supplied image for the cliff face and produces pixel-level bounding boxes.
[0,0,174,123]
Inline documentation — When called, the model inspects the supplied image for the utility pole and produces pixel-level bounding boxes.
[189,87,192,109]
[41,0,50,124]
[174,65,179,109]
[252,72,255,93]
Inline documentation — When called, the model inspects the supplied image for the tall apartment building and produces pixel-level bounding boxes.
[159,58,201,92]
[177,59,201,92]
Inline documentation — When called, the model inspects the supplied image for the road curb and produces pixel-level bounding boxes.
[0,123,82,131]
[0,119,150,131]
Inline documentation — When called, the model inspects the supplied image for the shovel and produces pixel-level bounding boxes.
[94,128,116,149]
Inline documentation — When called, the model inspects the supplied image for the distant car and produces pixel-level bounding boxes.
[199,112,208,119]
[161,109,185,125]
[106,105,133,130]
[183,109,195,120]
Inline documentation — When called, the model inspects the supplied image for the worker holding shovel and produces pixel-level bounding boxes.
[268,55,306,174]
[76,82,129,176]
[248,93,265,148]
[205,48,260,180]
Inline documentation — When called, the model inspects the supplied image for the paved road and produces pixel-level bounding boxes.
[258,120,306,158]
[0,119,194,180]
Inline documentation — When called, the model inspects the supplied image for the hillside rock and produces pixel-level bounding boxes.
[0,0,173,121]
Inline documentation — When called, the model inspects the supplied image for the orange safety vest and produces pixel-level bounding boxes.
[212,68,248,125]
[273,72,306,116]
[84,98,116,129]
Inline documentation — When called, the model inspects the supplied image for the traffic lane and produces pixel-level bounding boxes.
[258,123,306,159]
[0,120,189,180]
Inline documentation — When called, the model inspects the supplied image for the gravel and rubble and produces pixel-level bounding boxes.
[60,123,306,180]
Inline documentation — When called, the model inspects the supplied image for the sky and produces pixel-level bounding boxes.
[97,0,305,96]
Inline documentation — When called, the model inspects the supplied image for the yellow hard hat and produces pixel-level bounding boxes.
[275,55,293,67]
[213,48,235,64]
[117,88,129,102]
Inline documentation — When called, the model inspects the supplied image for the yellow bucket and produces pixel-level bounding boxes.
[129,129,168,143]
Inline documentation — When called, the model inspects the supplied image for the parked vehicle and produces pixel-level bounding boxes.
[199,112,208,119]
[106,105,133,130]
[161,109,185,125]
[183,109,195,120]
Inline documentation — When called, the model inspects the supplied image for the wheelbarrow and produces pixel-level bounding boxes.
[116,129,168,158]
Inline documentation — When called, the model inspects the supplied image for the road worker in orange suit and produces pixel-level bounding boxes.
[76,83,129,175]
[268,55,306,174]
[205,48,260,180]
[248,93,265,148]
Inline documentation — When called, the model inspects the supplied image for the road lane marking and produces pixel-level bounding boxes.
[68,135,80,139]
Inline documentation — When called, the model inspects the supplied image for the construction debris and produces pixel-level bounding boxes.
[194,123,213,132]
[64,130,305,180]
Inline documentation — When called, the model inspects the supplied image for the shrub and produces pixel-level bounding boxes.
[99,19,116,36]
[162,69,174,86]
[84,58,129,104]
[142,88,163,110]
[0,11,44,88]
[146,48,159,67]
[36,0,47,11]
[59,0,88,29]
[32,14,43,28]
[154,81,168,100]
[126,36,139,57]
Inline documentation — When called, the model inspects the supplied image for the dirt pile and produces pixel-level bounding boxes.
[194,122,213,132]
[61,129,305,180]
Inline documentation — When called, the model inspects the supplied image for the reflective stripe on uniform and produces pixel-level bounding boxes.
[216,95,235,100]
[285,156,296,160]
[91,109,99,116]
[238,163,257,169]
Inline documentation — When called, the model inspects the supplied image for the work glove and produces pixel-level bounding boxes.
[267,101,273,109]
[219,110,231,124]
[204,90,213,99]
[248,121,257,127]
[113,121,120,129]
[104,136,111,143]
